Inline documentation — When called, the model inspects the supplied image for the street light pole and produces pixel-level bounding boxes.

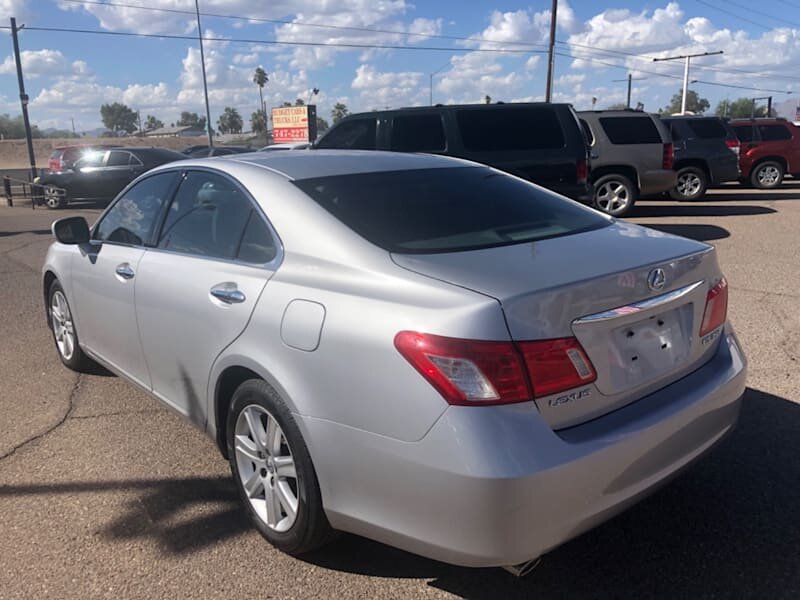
[545,0,558,102]
[653,50,723,114]
[194,0,214,147]
[429,61,451,105]
[611,74,647,109]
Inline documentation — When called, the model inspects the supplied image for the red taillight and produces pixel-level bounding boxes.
[576,159,588,183]
[394,332,530,405]
[517,338,596,397]
[394,331,597,405]
[700,278,728,337]
[725,138,740,157]
[662,143,674,170]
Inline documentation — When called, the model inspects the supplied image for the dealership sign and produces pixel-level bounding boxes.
[272,105,318,143]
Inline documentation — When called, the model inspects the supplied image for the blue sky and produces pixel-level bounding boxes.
[1,0,798,131]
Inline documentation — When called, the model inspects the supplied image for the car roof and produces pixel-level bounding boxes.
[221,149,475,180]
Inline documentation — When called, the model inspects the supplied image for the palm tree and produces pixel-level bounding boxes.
[253,66,268,118]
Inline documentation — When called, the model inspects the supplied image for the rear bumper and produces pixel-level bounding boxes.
[302,326,746,567]
[639,169,678,196]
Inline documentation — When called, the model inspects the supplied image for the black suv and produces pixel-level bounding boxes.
[315,103,591,202]
[660,116,740,200]
[578,110,676,217]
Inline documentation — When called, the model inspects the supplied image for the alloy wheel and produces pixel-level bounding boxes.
[234,405,299,533]
[676,172,702,198]
[757,165,780,186]
[51,290,75,360]
[595,180,630,215]
[44,187,62,209]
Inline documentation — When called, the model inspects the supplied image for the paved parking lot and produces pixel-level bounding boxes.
[1,186,798,599]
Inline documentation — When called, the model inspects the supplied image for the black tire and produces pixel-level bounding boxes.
[43,186,67,209]
[670,167,708,201]
[592,174,637,217]
[227,379,334,555]
[48,280,95,372]
[750,161,784,189]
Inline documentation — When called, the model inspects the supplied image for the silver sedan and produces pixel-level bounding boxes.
[43,150,746,573]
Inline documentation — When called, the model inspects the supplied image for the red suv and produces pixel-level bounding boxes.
[730,118,800,188]
[47,144,117,173]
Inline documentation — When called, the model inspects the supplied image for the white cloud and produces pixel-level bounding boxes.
[351,64,425,110]
[233,53,259,65]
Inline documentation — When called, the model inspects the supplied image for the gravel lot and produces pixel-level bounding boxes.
[1,186,798,599]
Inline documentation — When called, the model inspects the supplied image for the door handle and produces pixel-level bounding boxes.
[210,283,246,304]
[115,263,135,280]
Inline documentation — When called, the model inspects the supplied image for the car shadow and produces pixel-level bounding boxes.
[631,204,776,218]
[635,223,730,242]
[0,229,51,237]
[1,388,797,597]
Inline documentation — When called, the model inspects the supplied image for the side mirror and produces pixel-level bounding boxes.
[52,216,90,245]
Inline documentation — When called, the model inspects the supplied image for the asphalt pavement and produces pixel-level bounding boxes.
[1,186,798,599]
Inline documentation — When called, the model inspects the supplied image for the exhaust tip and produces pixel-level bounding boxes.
[502,557,541,578]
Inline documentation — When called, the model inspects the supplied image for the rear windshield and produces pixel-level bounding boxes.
[599,116,661,144]
[456,108,566,151]
[686,119,728,139]
[293,167,607,254]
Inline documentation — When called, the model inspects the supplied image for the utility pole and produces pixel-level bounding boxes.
[612,74,647,108]
[10,18,37,181]
[545,0,558,102]
[194,0,214,147]
[429,61,451,105]
[652,50,723,114]
[70,117,76,136]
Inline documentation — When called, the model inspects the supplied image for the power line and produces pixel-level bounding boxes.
[694,0,772,30]
[0,24,548,55]
[705,0,800,28]
[558,38,800,82]
[57,0,552,50]
[556,50,792,94]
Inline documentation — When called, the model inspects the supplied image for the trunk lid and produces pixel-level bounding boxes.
[392,221,723,429]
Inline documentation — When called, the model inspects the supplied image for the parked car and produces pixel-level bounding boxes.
[182,144,210,155]
[47,144,118,173]
[36,147,185,208]
[188,146,255,158]
[660,116,740,201]
[729,118,800,188]
[44,150,746,572]
[314,103,591,202]
[578,110,676,217]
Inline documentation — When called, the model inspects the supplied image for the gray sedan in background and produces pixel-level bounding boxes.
[43,150,746,574]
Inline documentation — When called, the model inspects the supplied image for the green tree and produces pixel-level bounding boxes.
[715,97,771,118]
[253,66,268,115]
[100,102,139,134]
[331,102,349,124]
[606,102,628,110]
[250,109,267,134]
[662,89,710,115]
[0,113,42,139]
[217,106,243,134]
[316,116,330,133]
[144,115,164,131]
[484,95,492,104]
[177,111,206,129]
[295,98,305,106]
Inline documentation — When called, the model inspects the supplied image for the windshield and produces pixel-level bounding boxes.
[293,166,608,254]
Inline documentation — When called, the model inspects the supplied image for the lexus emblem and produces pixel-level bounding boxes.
[647,268,666,291]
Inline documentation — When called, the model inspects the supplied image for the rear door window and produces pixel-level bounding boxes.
[686,119,727,139]
[758,124,792,141]
[316,119,377,150]
[390,114,446,152]
[293,166,607,254]
[599,117,661,144]
[733,125,755,142]
[107,150,133,167]
[456,108,565,151]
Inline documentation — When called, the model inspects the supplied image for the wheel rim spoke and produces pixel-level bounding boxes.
[234,404,299,532]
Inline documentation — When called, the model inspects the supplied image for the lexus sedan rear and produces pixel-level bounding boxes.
[43,150,746,571]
